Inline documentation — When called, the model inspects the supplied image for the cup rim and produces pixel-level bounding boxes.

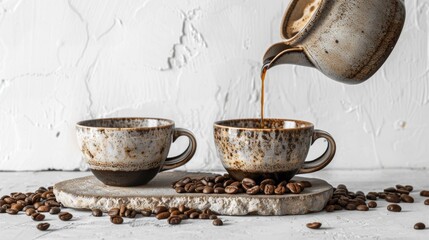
[76,117,175,130]
[214,118,314,131]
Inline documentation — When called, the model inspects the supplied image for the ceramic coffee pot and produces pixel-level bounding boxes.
[263,0,405,84]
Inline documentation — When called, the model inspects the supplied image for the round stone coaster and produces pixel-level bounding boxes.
[54,172,333,216]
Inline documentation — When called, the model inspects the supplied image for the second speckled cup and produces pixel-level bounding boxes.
[213,118,336,182]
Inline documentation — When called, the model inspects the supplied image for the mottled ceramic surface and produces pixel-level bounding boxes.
[214,119,314,180]
[76,118,174,172]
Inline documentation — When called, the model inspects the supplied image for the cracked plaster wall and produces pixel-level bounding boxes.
[0,0,428,171]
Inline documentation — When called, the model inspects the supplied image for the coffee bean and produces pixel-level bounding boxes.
[225,186,239,194]
[378,193,387,199]
[366,194,377,200]
[338,198,348,207]
[126,210,137,218]
[195,186,205,193]
[274,186,287,195]
[178,204,187,213]
[0,208,5,213]
[334,205,342,210]
[286,183,303,194]
[25,208,36,216]
[49,207,61,215]
[181,177,191,184]
[119,204,127,217]
[404,185,413,192]
[203,186,214,194]
[400,194,414,203]
[168,215,182,225]
[184,209,197,216]
[176,187,186,193]
[214,187,225,194]
[31,212,45,221]
[59,212,73,221]
[223,180,234,187]
[425,199,429,205]
[199,213,210,219]
[170,210,181,216]
[175,181,185,188]
[178,214,188,220]
[297,181,312,188]
[37,222,50,231]
[23,205,34,211]
[108,208,119,216]
[306,222,322,229]
[92,209,102,217]
[387,204,401,212]
[11,203,24,211]
[154,206,169,214]
[4,197,16,204]
[189,212,199,219]
[345,203,357,210]
[264,184,275,195]
[368,201,377,208]
[414,222,426,230]
[395,184,405,190]
[384,187,397,193]
[325,205,335,212]
[245,186,259,195]
[214,176,225,184]
[156,212,171,220]
[37,205,50,213]
[6,208,18,215]
[209,215,218,219]
[141,209,152,216]
[420,190,429,197]
[337,184,347,190]
[184,184,196,193]
[396,188,409,195]
[213,218,223,226]
[110,216,123,224]
[33,202,43,209]
[356,205,369,211]
[242,178,256,190]
[385,194,400,203]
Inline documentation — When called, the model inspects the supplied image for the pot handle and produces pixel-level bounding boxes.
[298,129,336,174]
[161,128,197,171]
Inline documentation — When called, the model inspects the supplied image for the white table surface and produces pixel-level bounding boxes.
[1,170,429,240]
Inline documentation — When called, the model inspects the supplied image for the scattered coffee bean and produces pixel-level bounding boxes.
[0,208,6,213]
[37,222,50,231]
[213,218,223,226]
[176,187,186,193]
[306,222,322,229]
[141,209,152,216]
[325,205,335,212]
[37,205,50,213]
[25,208,36,216]
[214,187,225,194]
[387,204,402,212]
[108,208,119,217]
[92,209,102,217]
[58,212,73,221]
[31,212,45,221]
[424,199,429,205]
[119,204,127,217]
[49,207,61,215]
[356,205,369,211]
[156,212,171,220]
[209,215,218,219]
[384,187,397,193]
[199,213,210,219]
[154,206,168,214]
[400,194,414,203]
[189,212,199,219]
[366,194,377,200]
[346,203,357,210]
[125,209,137,218]
[414,222,426,230]
[404,185,413,192]
[168,215,182,225]
[298,181,312,188]
[110,216,123,224]
[368,201,377,208]
[385,194,400,203]
[420,190,429,197]
[264,184,275,195]
[6,208,18,215]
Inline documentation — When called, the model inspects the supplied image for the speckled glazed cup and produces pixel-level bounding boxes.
[76,118,197,186]
[214,119,336,182]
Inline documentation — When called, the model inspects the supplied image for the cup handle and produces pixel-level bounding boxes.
[160,128,197,171]
[298,129,336,174]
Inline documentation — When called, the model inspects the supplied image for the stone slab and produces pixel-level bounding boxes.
[54,172,333,216]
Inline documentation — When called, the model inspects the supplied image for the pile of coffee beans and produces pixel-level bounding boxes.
[0,186,73,231]
[171,174,312,195]
[106,203,223,226]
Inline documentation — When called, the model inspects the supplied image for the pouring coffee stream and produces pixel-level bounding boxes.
[260,0,406,126]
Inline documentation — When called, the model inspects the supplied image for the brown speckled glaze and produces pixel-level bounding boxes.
[214,118,336,182]
[76,118,197,186]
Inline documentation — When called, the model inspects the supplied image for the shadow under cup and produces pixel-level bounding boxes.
[76,118,197,187]
[213,119,336,182]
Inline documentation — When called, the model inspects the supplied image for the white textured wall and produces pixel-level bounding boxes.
[0,0,428,171]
